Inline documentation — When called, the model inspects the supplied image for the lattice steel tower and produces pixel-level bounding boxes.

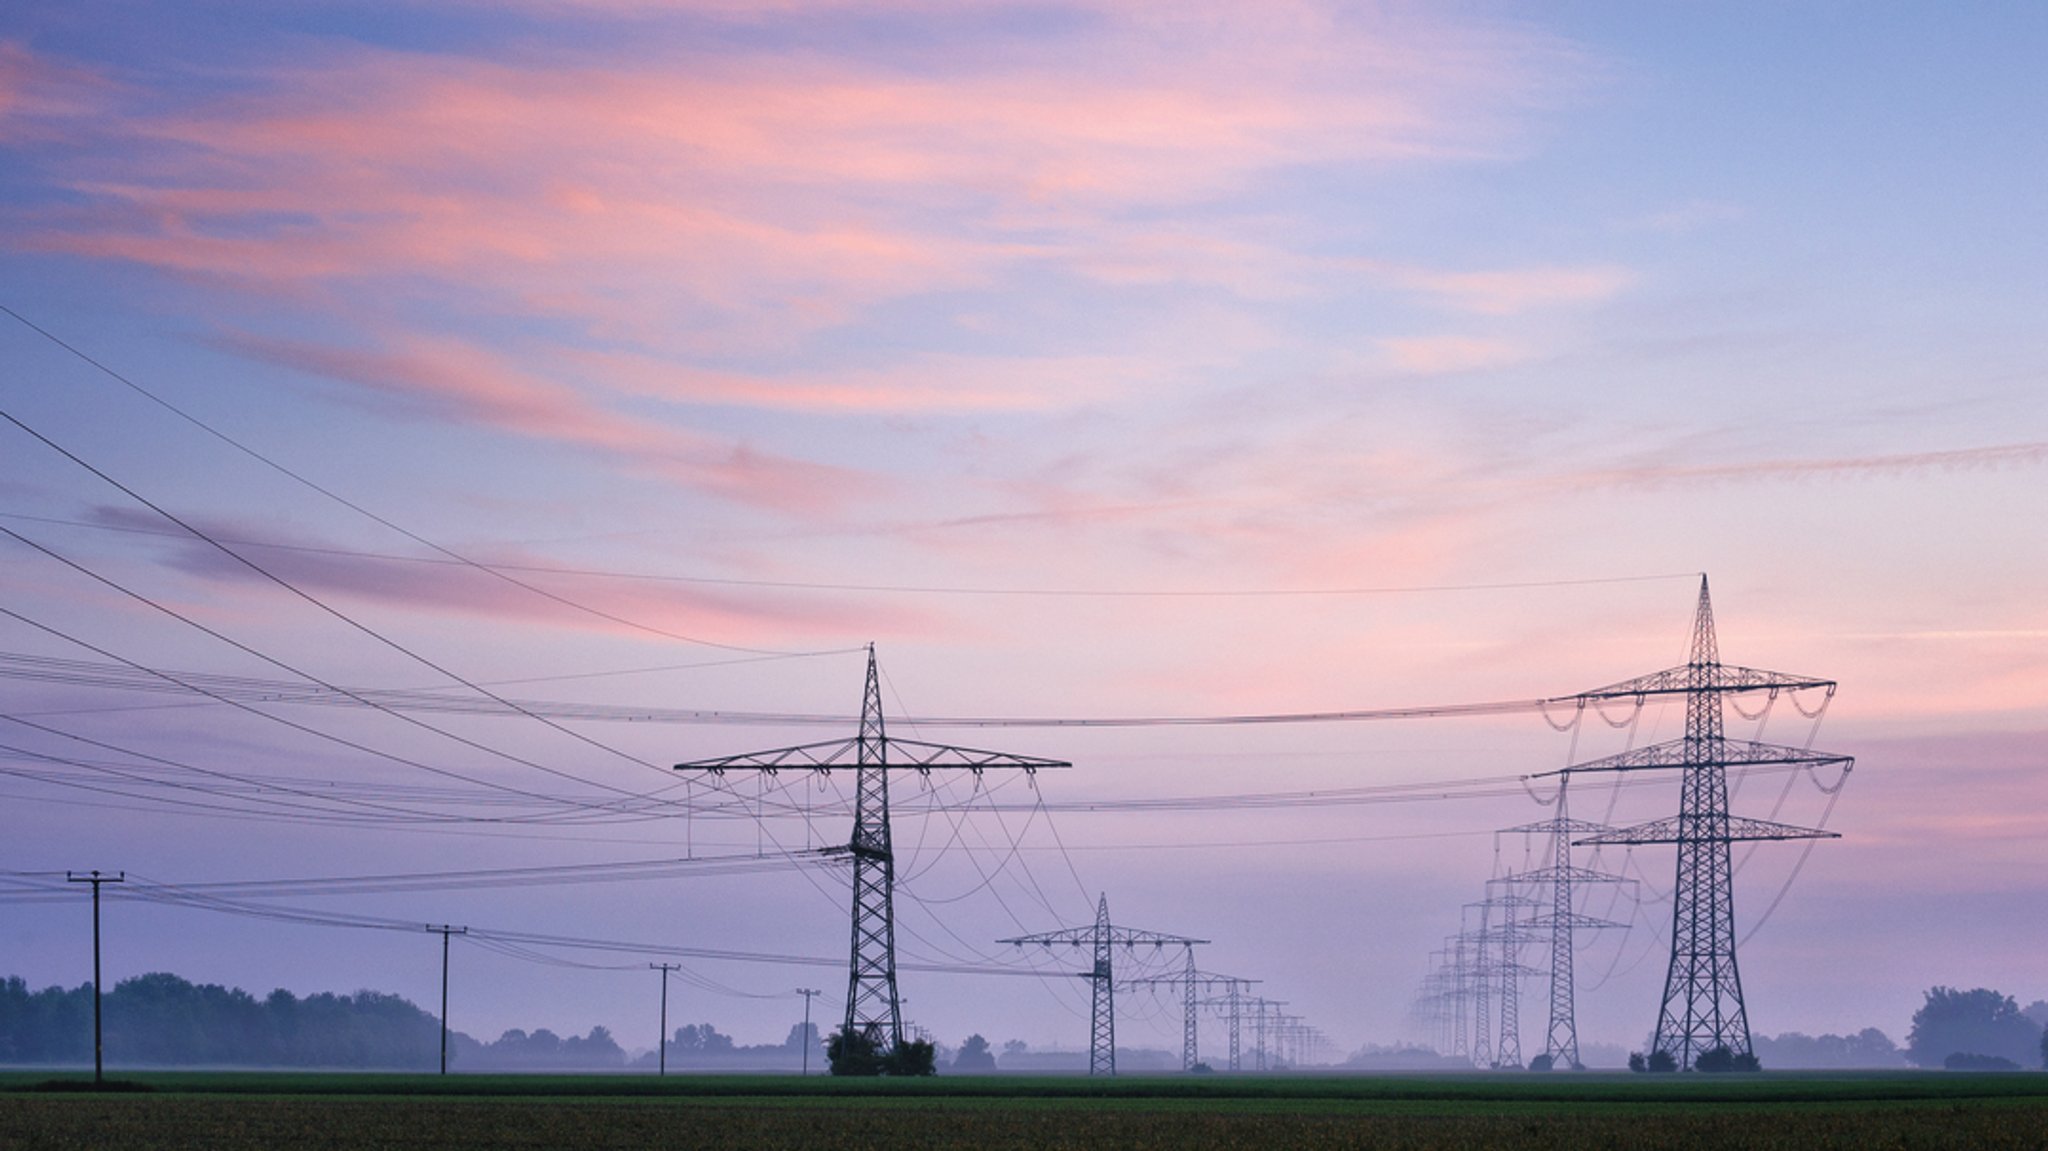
[1001,894,1204,1075]
[675,645,1068,1050]
[1500,779,1629,1071]
[1543,577,1852,1069]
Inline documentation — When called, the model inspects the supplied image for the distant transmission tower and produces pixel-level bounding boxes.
[1543,577,1852,1069]
[1199,975,1260,1071]
[675,645,1069,1052]
[1464,892,1541,1068]
[1500,780,1631,1071]
[1001,894,1205,1075]
[1130,955,1255,1072]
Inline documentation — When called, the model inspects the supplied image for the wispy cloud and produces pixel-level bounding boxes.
[214,331,873,511]
[83,505,921,644]
[1568,440,2048,491]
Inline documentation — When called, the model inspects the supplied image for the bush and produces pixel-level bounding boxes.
[883,1037,937,1077]
[1647,1049,1678,1073]
[1944,1052,2021,1071]
[1627,1052,1645,1073]
[826,1028,882,1076]
[1528,1053,1553,1072]
[1695,1045,1762,1072]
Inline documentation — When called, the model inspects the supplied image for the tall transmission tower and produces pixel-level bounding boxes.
[1500,781,1631,1071]
[675,645,1069,1052]
[1000,894,1205,1076]
[1540,576,1852,1069]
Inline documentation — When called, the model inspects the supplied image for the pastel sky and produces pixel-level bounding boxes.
[0,1,2043,1063]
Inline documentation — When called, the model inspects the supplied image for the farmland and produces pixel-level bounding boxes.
[4,1071,2046,1150]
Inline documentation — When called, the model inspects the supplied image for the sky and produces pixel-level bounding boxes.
[0,1,2043,1066]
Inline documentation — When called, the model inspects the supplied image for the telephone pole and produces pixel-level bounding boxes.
[428,925,466,1075]
[797,988,821,1075]
[1001,894,1205,1076]
[677,646,1068,1055]
[652,964,680,1075]
[67,870,123,1084]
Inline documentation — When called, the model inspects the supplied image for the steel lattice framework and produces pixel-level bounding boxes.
[1000,894,1204,1076]
[1131,957,1257,1072]
[675,645,1068,1051]
[1544,577,1852,1069]
[1500,782,1630,1071]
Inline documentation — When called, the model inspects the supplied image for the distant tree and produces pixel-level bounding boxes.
[1627,1052,1646,1073]
[671,1022,736,1055]
[1906,987,2043,1069]
[1752,1028,1905,1069]
[1695,1045,1760,1072]
[952,1033,997,1073]
[2024,1001,2048,1030]
[1528,1053,1554,1072]
[1002,1039,1027,1057]
[883,1037,937,1077]
[1647,1049,1677,1073]
[2040,1028,2047,1071]
[827,1027,882,1076]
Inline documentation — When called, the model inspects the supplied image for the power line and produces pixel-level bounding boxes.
[0,303,851,659]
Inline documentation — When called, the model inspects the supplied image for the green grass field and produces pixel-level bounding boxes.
[4,1070,2046,1149]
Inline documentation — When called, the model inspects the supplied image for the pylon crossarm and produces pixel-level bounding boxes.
[1572,664,1834,700]
[1501,864,1633,885]
[1578,814,1840,846]
[1524,911,1627,931]
[1001,927,1207,948]
[1500,816,1613,836]
[676,737,1069,774]
[1529,738,1853,779]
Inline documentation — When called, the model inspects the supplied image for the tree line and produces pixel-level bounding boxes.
[0,973,441,1068]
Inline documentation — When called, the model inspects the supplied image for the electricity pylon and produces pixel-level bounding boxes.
[675,645,1069,1052]
[1198,975,1261,1071]
[1130,956,1255,1071]
[1500,781,1631,1071]
[1540,576,1852,1069]
[1463,892,1542,1068]
[1000,894,1205,1075]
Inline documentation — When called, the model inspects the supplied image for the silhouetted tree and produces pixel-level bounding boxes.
[952,1033,996,1073]
[883,1036,937,1076]
[827,1027,882,1076]
[1906,987,2043,1069]
[1528,1053,1553,1072]
[1694,1045,1760,1072]
[1627,1052,1645,1073]
[1647,1049,1677,1072]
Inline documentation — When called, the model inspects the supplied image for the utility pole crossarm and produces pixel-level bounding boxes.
[1579,815,1840,846]
[1528,738,1853,779]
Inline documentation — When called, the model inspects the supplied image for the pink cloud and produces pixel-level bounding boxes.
[216,331,873,512]
[13,10,1582,318]
[1379,335,1532,375]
